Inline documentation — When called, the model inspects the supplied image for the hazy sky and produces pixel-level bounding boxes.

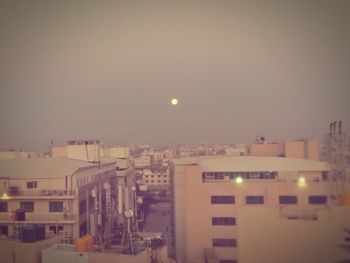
[1,1,349,151]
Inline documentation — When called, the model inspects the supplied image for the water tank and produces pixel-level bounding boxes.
[22,225,36,243]
[75,237,88,252]
[16,209,25,221]
[35,224,45,240]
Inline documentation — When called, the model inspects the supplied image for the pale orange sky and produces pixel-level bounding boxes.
[0,1,349,150]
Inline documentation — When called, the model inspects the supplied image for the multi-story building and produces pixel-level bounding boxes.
[0,157,117,240]
[170,156,350,263]
[141,169,169,191]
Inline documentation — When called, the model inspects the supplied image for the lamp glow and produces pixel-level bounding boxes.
[298,176,306,188]
[235,176,243,184]
[1,193,9,200]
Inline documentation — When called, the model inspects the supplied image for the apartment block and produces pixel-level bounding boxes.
[170,156,350,263]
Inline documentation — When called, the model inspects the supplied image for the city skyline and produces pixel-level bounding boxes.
[1,1,350,151]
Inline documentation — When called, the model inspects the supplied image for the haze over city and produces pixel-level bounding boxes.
[1,1,350,151]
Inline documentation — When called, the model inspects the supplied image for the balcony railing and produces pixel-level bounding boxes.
[0,213,76,222]
[1,188,76,197]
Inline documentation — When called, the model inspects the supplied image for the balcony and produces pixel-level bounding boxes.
[1,188,76,199]
[0,212,77,223]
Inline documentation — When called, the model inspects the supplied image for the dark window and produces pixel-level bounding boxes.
[20,202,34,212]
[49,201,63,212]
[309,196,327,205]
[0,225,8,236]
[49,225,64,234]
[79,199,86,215]
[0,202,8,212]
[219,260,238,263]
[212,217,236,225]
[26,181,37,189]
[279,196,297,204]
[212,238,236,247]
[246,196,264,204]
[211,196,235,204]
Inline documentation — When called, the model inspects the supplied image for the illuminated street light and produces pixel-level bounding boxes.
[298,176,307,188]
[1,193,9,200]
[235,176,243,184]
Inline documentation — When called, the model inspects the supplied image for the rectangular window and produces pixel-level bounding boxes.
[309,196,327,205]
[279,196,298,204]
[49,201,63,212]
[212,217,236,225]
[0,202,8,212]
[211,196,235,204]
[219,260,238,263]
[26,181,37,189]
[79,199,86,215]
[246,196,264,204]
[49,225,64,234]
[20,202,34,212]
[212,238,236,247]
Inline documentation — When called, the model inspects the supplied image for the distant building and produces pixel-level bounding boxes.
[170,156,350,263]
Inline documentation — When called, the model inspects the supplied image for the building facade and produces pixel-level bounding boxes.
[170,156,350,263]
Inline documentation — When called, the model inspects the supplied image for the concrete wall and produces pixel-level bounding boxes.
[88,249,149,263]
[51,147,67,158]
[0,237,60,263]
[248,144,280,157]
[284,140,305,159]
[237,206,350,263]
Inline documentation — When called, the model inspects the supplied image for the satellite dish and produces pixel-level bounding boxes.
[131,186,136,192]
[91,189,96,197]
[103,182,110,190]
[124,209,134,218]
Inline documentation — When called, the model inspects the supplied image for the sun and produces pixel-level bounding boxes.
[171,98,178,105]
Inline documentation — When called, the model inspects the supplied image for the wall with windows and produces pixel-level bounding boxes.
[172,159,338,263]
[237,206,350,263]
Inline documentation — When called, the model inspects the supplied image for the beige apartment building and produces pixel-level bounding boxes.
[170,156,350,263]
[0,157,117,241]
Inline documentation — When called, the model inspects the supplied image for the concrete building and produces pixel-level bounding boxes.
[141,169,169,191]
[0,157,117,241]
[247,139,320,160]
[170,156,350,263]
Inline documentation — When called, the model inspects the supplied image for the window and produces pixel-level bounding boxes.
[26,181,37,189]
[0,225,8,237]
[279,196,297,204]
[49,201,63,212]
[20,202,34,212]
[212,238,236,247]
[151,180,154,183]
[309,196,327,205]
[0,202,8,212]
[246,196,264,204]
[79,199,86,215]
[212,217,236,225]
[219,260,238,263]
[158,180,161,184]
[163,180,168,183]
[145,180,149,183]
[211,196,235,204]
[49,225,63,234]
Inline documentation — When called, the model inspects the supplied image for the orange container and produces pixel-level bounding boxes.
[85,235,94,251]
[75,238,88,252]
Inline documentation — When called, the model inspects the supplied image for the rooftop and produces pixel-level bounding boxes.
[0,157,116,179]
[173,156,328,172]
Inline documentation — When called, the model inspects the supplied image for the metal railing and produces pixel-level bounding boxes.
[1,189,76,197]
[0,213,76,221]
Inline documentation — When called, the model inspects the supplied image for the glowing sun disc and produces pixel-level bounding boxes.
[171,98,178,105]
